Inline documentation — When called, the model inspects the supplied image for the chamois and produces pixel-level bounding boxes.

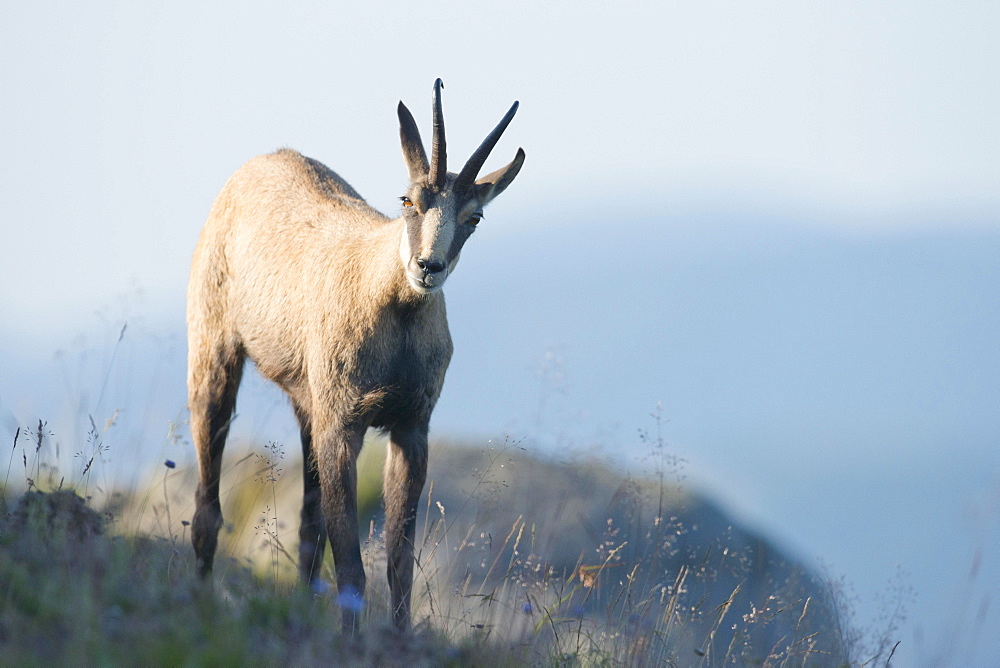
[187,79,523,631]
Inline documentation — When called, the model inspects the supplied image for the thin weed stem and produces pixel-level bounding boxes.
[4,427,20,492]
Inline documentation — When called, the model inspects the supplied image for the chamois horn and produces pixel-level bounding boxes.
[430,78,447,188]
[455,99,519,194]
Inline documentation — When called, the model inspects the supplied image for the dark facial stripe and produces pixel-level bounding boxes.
[406,211,423,260]
[446,222,473,262]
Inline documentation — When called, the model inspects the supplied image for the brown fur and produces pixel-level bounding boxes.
[187,84,522,632]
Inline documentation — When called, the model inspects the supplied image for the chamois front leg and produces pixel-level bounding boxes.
[315,417,367,633]
[384,421,429,630]
[293,402,328,590]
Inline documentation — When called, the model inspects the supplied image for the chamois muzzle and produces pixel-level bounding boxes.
[406,255,449,293]
[416,258,445,274]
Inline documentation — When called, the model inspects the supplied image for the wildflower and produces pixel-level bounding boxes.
[336,585,364,613]
[521,601,532,614]
[164,460,176,469]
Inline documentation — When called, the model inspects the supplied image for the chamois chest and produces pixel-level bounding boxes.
[351,298,454,430]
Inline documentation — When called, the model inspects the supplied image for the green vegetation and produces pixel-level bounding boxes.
[0,423,900,665]
[0,488,488,666]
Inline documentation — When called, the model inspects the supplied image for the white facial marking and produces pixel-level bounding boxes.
[400,207,455,295]
[399,229,411,267]
[420,208,454,261]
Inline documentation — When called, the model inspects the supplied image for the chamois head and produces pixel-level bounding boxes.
[397,79,524,294]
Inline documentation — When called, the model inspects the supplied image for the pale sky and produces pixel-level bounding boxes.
[1,1,998,336]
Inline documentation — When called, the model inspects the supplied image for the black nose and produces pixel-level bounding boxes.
[416,258,445,274]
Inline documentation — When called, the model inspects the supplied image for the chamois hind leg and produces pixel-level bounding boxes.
[293,401,329,589]
[189,340,244,578]
[314,416,367,632]
[384,421,429,630]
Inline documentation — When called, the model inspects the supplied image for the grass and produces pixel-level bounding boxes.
[0,487,490,666]
[0,413,900,667]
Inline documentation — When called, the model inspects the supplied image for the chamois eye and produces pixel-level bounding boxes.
[468,213,483,226]
[400,197,414,208]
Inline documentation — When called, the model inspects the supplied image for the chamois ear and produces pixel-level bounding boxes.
[476,147,525,205]
[398,101,429,183]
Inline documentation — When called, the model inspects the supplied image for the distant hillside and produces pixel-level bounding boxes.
[417,441,850,662]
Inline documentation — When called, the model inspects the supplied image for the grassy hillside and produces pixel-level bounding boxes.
[0,436,881,665]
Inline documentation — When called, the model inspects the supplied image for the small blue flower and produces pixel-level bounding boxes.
[336,585,365,613]
[164,459,176,469]
[521,601,532,614]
